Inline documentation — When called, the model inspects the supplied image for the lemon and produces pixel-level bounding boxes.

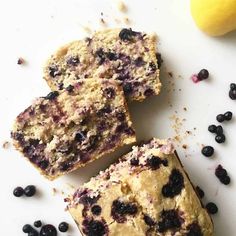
[191,0,236,36]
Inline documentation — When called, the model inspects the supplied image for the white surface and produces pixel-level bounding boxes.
[0,0,235,235]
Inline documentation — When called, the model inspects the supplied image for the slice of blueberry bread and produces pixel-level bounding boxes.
[67,139,213,236]
[11,79,136,180]
[44,28,161,101]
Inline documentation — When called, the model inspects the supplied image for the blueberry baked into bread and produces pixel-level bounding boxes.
[67,139,213,236]
[44,28,161,101]
[11,79,136,180]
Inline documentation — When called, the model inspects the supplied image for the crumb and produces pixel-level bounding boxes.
[179,89,182,92]
[117,1,127,12]
[183,107,187,111]
[186,130,192,135]
[101,12,104,16]
[52,187,57,196]
[17,57,25,65]
[168,72,173,77]
[194,127,197,130]
[182,144,187,149]
[123,17,130,25]
[100,18,107,26]
[82,26,92,34]
[2,141,10,149]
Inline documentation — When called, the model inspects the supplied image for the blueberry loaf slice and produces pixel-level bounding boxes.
[11,79,136,180]
[44,28,161,101]
[67,139,213,236]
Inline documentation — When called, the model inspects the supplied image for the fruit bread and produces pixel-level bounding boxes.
[11,79,136,180]
[67,138,213,236]
[44,28,161,101]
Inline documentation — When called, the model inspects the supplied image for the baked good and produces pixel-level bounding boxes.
[43,28,161,101]
[67,138,213,236]
[11,79,136,180]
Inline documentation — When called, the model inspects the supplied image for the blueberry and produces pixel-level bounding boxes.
[229,89,236,100]
[116,112,126,122]
[48,66,61,78]
[134,57,145,67]
[216,114,225,123]
[186,223,203,236]
[143,215,155,226]
[65,85,74,93]
[24,185,36,197]
[29,230,39,236]
[66,56,80,66]
[34,220,42,228]
[156,53,163,68]
[215,134,225,143]
[208,125,216,133]
[103,87,115,99]
[206,202,218,214]
[58,222,69,232]
[201,146,214,157]
[13,186,24,197]
[216,125,223,135]
[40,224,57,236]
[195,186,205,199]
[215,165,227,178]
[119,28,138,41]
[230,83,236,90]
[22,224,33,233]
[220,175,231,185]
[197,69,209,80]
[130,158,139,166]
[146,156,162,170]
[91,205,102,216]
[224,111,233,121]
[123,83,133,95]
[74,131,86,143]
[144,88,154,97]
[82,219,107,236]
[44,91,59,100]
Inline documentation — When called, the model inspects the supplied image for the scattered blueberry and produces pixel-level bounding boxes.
[215,134,225,143]
[119,28,138,41]
[224,111,233,121]
[22,224,33,233]
[197,69,209,80]
[91,205,102,216]
[195,186,205,199]
[34,220,42,228]
[206,202,218,214]
[229,83,236,100]
[58,222,69,233]
[201,146,214,157]
[24,185,36,197]
[215,165,230,185]
[13,186,24,197]
[44,91,59,100]
[208,125,216,133]
[216,125,223,135]
[40,224,57,236]
[28,230,39,236]
[216,114,225,123]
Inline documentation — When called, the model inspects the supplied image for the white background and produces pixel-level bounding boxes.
[0,0,235,235]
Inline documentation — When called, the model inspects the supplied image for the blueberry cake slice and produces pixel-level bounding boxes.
[44,28,161,101]
[67,139,213,236]
[11,79,136,180]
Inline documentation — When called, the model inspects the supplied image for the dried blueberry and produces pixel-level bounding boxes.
[24,185,36,197]
[103,87,115,99]
[215,165,230,185]
[123,83,133,95]
[82,219,107,236]
[224,111,233,121]
[216,114,225,123]
[195,186,204,199]
[58,222,69,232]
[48,66,61,78]
[197,69,209,80]
[130,158,139,166]
[91,205,102,216]
[201,146,214,157]
[216,125,223,135]
[34,220,42,228]
[13,186,24,197]
[208,125,216,133]
[229,89,236,100]
[215,134,225,143]
[67,56,80,66]
[44,91,59,100]
[134,57,145,67]
[162,169,184,198]
[157,210,182,233]
[230,83,236,90]
[119,28,138,41]
[205,202,218,214]
[40,224,57,236]
[186,222,203,236]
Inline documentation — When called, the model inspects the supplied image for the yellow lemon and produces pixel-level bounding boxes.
[191,0,236,36]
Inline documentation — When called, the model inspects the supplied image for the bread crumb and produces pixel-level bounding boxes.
[52,187,57,196]
[183,107,187,111]
[82,26,92,34]
[117,1,127,12]
[2,141,11,149]
[168,72,173,77]
[182,144,187,149]
[17,57,25,65]
[123,17,130,25]
[100,18,107,26]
